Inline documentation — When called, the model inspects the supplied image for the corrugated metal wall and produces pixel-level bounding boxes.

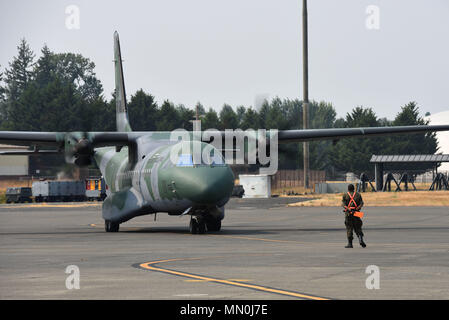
[271,169,325,189]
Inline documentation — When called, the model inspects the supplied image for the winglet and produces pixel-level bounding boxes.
[114,31,132,132]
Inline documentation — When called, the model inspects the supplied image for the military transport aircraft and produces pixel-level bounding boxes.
[0,32,448,234]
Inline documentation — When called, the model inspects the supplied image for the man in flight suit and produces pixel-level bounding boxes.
[342,184,367,248]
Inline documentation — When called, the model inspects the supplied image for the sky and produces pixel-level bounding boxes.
[0,0,448,119]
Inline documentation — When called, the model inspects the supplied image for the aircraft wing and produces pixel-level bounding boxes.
[0,131,139,165]
[0,131,136,148]
[277,125,449,143]
[0,124,448,151]
[0,132,63,147]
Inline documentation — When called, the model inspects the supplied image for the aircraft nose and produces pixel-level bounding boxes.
[174,166,234,205]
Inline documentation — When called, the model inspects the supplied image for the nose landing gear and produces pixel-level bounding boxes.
[105,220,120,232]
[205,216,221,232]
[189,216,206,234]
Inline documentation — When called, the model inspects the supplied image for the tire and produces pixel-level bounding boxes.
[198,220,207,234]
[189,218,199,234]
[206,219,221,232]
[105,220,119,232]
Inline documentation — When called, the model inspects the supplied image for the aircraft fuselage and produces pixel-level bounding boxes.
[94,135,234,226]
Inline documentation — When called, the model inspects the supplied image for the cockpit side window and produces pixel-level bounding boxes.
[176,149,226,167]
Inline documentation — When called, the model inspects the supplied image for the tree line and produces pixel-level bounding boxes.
[0,39,439,175]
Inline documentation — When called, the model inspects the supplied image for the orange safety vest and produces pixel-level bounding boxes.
[345,192,364,218]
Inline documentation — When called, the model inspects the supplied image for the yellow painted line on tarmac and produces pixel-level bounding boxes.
[3,203,101,209]
[184,278,252,283]
[227,279,252,282]
[138,258,329,300]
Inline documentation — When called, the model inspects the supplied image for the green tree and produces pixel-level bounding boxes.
[1,39,35,127]
[156,100,181,130]
[50,52,102,101]
[34,44,55,88]
[3,39,35,101]
[240,107,260,130]
[329,107,386,174]
[307,101,338,171]
[202,108,220,130]
[236,106,246,128]
[177,104,195,130]
[1,41,105,131]
[219,104,238,130]
[128,89,159,131]
[387,102,437,154]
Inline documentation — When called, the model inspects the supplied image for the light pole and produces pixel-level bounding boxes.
[302,0,310,189]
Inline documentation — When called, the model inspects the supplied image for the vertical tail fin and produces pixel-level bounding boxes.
[114,31,132,132]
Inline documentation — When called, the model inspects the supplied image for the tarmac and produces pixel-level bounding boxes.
[0,197,448,300]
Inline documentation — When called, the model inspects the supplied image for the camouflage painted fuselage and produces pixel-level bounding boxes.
[94,133,234,224]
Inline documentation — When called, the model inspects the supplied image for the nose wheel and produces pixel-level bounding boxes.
[205,217,221,232]
[105,220,120,232]
[189,216,206,234]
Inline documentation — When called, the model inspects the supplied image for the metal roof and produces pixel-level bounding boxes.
[370,154,449,163]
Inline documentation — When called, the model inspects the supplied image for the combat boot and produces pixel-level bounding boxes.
[358,235,367,248]
[345,238,353,248]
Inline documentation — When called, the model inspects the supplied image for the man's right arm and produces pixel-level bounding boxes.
[342,195,348,211]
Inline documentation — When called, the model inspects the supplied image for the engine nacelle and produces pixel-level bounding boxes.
[64,133,94,166]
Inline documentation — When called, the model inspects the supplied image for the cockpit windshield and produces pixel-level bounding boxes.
[176,150,225,167]
[176,154,194,167]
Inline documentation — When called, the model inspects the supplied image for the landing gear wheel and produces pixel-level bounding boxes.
[190,217,207,234]
[205,219,221,232]
[105,220,119,232]
[189,218,199,234]
[198,220,207,234]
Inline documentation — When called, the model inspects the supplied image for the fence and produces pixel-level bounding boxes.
[271,169,326,189]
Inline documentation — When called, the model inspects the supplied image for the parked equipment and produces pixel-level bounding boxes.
[85,178,106,201]
[32,181,86,202]
[5,187,32,203]
[231,185,245,198]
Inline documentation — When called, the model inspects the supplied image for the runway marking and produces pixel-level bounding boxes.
[2,203,101,209]
[184,278,252,283]
[136,257,330,300]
